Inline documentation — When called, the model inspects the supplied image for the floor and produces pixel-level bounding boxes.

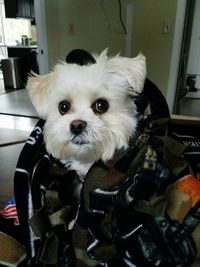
[0,83,38,208]
[0,88,37,117]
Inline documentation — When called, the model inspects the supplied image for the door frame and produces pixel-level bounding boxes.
[34,0,49,74]
[166,0,187,113]
[171,0,196,114]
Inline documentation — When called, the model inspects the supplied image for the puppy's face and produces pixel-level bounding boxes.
[27,50,146,164]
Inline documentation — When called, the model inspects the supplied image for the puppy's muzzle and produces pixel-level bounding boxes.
[70,120,87,135]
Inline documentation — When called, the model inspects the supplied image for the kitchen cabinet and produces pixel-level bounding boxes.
[4,0,35,19]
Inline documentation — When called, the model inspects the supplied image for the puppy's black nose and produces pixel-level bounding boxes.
[70,120,87,135]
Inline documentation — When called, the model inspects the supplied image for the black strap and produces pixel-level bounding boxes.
[135,78,170,119]
[14,119,45,259]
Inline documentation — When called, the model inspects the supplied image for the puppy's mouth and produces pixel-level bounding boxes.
[71,135,89,145]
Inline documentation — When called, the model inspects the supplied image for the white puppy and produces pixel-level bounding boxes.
[27,50,146,176]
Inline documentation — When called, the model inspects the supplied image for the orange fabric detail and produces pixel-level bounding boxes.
[176,175,200,207]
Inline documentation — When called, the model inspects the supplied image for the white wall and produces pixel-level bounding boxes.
[44,0,179,98]
[127,0,178,96]
[45,0,126,69]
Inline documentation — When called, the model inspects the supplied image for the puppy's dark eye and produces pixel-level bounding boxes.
[92,98,109,114]
[58,100,71,115]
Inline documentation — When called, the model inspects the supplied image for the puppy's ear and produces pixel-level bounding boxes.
[107,53,146,95]
[27,72,55,118]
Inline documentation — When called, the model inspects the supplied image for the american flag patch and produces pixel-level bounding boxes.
[0,198,19,225]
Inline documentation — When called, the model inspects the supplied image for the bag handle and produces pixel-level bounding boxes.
[135,78,170,119]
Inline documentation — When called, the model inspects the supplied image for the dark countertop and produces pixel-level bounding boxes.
[0,45,37,49]
[7,45,38,49]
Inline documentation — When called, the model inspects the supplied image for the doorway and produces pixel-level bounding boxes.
[0,0,37,93]
[34,0,48,74]
[174,0,200,117]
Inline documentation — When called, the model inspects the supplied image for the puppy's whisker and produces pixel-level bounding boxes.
[84,126,108,144]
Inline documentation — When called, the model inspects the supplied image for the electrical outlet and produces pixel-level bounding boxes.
[163,20,171,34]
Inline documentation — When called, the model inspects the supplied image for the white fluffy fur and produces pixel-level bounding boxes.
[27,49,146,175]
